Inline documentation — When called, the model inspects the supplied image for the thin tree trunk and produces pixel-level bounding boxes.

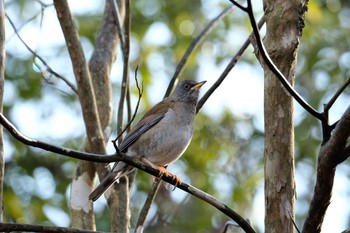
[262,0,307,232]
[53,0,107,230]
[0,0,5,222]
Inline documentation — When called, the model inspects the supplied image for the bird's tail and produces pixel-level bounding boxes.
[88,172,117,202]
[88,162,133,202]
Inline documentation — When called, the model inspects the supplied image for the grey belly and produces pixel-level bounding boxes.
[128,120,193,166]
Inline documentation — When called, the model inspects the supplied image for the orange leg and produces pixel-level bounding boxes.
[158,167,182,190]
[141,157,182,189]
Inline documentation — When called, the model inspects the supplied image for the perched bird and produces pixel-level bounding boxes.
[89,80,206,201]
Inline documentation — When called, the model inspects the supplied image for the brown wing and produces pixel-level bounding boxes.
[119,98,175,152]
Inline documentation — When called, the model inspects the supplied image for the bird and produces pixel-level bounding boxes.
[89,80,206,201]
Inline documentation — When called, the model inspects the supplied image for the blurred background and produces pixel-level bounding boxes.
[2,0,350,232]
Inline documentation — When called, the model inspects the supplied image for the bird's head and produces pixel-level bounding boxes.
[171,80,206,103]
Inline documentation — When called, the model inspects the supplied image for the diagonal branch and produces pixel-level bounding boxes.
[0,112,256,233]
[197,15,265,112]
[164,5,236,98]
[5,14,78,94]
[324,76,350,112]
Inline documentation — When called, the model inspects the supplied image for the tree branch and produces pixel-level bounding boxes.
[197,15,265,112]
[302,106,350,233]
[110,0,126,55]
[324,76,350,112]
[53,0,106,154]
[0,113,255,233]
[135,179,161,233]
[0,222,104,233]
[5,14,78,94]
[117,0,131,139]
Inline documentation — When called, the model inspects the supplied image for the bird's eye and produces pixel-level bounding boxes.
[183,83,191,89]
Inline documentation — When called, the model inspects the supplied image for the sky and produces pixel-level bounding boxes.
[3,0,350,232]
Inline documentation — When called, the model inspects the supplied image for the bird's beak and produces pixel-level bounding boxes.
[191,80,206,90]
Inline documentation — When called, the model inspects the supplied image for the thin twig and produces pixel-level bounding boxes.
[324,76,350,112]
[0,113,255,233]
[5,14,78,94]
[197,15,265,112]
[164,5,236,98]
[135,179,161,232]
[117,0,131,142]
[113,67,143,149]
[110,0,126,54]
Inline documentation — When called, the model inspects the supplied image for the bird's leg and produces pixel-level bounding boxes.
[141,157,182,190]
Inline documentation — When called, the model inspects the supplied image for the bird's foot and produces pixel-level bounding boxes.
[157,167,182,191]
[141,157,182,190]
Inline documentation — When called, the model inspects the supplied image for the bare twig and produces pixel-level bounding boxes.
[117,0,131,140]
[34,0,53,8]
[113,67,144,148]
[324,76,350,112]
[0,112,255,233]
[135,180,161,233]
[5,14,78,94]
[164,5,236,98]
[197,16,265,112]
[110,0,126,54]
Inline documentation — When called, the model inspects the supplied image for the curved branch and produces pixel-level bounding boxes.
[229,0,322,120]
[0,113,255,233]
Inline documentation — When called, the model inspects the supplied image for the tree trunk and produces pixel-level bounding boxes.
[0,0,5,222]
[262,0,307,232]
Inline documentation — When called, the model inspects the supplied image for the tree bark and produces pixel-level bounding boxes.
[262,0,307,232]
[88,0,128,232]
[0,0,5,222]
[302,106,350,232]
[53,0,107,230]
